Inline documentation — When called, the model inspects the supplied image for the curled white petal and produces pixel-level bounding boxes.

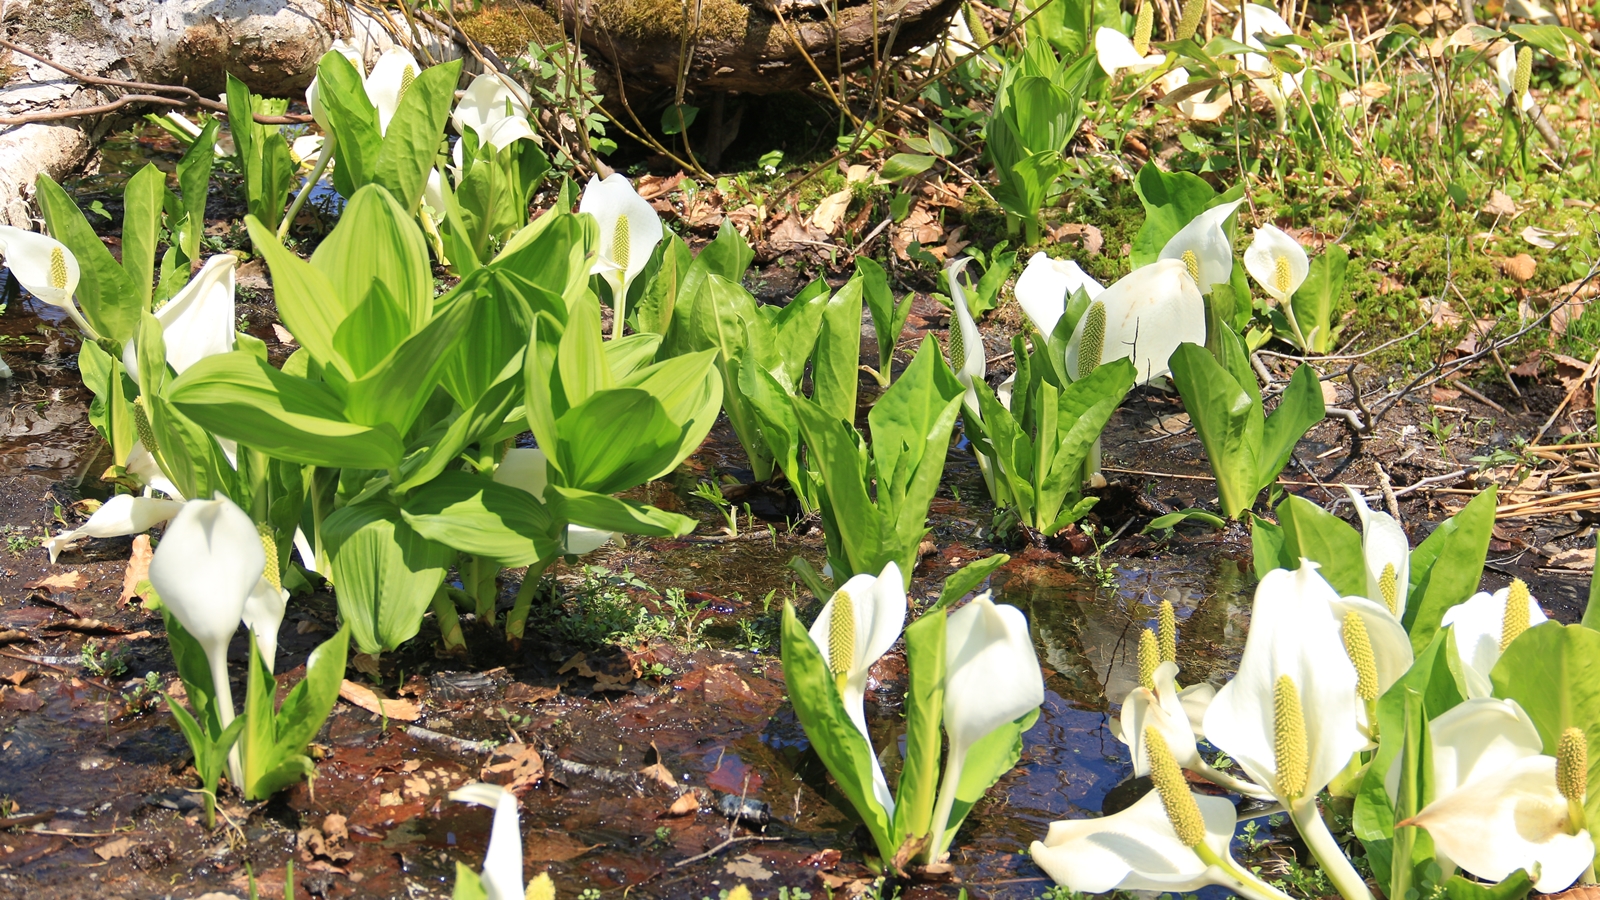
[45,494,183,563]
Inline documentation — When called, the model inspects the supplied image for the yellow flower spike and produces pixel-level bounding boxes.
[526,872,556,900]
[1273,255,1292,297]
[1273,674,1309,800]
[1514,46,1532,100]
[49,246,69,291]
[258,526,281,592]
[1133,2,1153,57]
[400,64,416,98]
[1341,611,1379,703]
[611,214,632,277]
[132,396,159,457]
[1138,628,1160,691]
[1181,249,1200,284]
[828,589,855,694]
[1158,599,1177,664]
[1144,725,1206,847]
[1176,0,1205,40]
[724,887,753,900]
[1379,563,1399,617]
[1076,301,1106,380]
[947,319,966,372]
[1559,727,1587,803]
[1501,579,1531,651]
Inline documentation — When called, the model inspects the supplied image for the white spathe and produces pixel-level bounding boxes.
[365,47,423,135]
[494,448,614,555]
[1405,698,1593,893]
[1203,564,1367,803]
[1329,594,1412,704]
[1031,788,1240,893]
[0,225,94,337]
[148,494,264,786]
[243,575,289,674]
[450,782,525,900]
[1495,45,1537,113]
[946,257,985,414]
[1243,225,1310,306]
[1441,585,1548,698]
[1065,259,1206,386]
[1095,26,1166,76]
[578,174,665,327]
[1157,199,1245,293]
[44,493,183,563]
[1232,4,1305,103]
[1119,661,1202,776]
[806,561,907,816]
[1344,486,1411,618]
[452,73,534,142]
[123,254,238,384]
[1014,251,1104,339]
[306,40,365,134]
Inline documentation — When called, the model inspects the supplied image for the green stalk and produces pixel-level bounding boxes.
[923,751,965,864]
[209,653,244,789]
[278,135,336,242]
[430,584,465,650]
[1194,842,1299,900]
[1290,798,1374,900]
[506,557,554,640]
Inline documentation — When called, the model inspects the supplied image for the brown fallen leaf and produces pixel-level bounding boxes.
[1547,547,1596,570]
[43,618,129,635]
[724,853,774,881]
[664,792,700,817]
[1481,189,1518,219]
[481,743,545,794]
[338,680,421,721]
[271,323,297,345]
[94,837,133,861]
[27,571,87,594]
[1500,253,1537,283]
[119,535,153,605]
[808,189,853,235]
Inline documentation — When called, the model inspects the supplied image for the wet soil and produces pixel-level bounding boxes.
[0,131,1591,899]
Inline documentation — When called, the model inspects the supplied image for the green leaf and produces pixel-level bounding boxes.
[121,164,165,306]
[1508,24,1575,61]
[1290,246,1348,354]
[172,118,219,270]
[311,184,434,332]
[551,388,681,494]
[370,60,462,210]
[1131,163,1216,267]
[167,351,405,470]
[880,153,936,182]
[340,288,481,436]
[942,708,1041,846]
[1491,622,1600,833]
[266,624,350,773]
[857,257,910,379]
[453,864,489,900]
[1440,870,1533,900]
[315,52,382,197]
[617,349,724,479]
[1405,487,1496,650]
[325,499,455,654]
[1585,535,1600,631]
[34,175,142,342]
[1250,512,1288,578]
[402,471,559,566]
[1169,342,1262,518]
[893,607,946,854]
[245,217,352,377]
[813,273,866,429]
[1258,362,1326,491]
[1275,493,1364,596]
[780,602,894,861]
[935,555,1011,610]
[661,104,698,135]
[549,486,698,538]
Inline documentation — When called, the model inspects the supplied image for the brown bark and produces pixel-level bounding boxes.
[559,0,963,96]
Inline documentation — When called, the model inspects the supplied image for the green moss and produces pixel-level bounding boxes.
[587,0,750,45]
[459,3,563,56]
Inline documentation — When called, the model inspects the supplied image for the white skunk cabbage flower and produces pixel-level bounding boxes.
[1243,224,1309,306]
[0,225,96,338]
[365,47,423,135]
[1014,252,1104,339]
[123,254,238,384]
[1343,486,1411,618]
[578,174,664,338]
[1158,199,1244,293]
[1096,25,1166,76]
[806,561,907,817]
[43,494,182,563]
[1496,44,1537,113]
[1065,259,1205,386]
[1441,579,1547,698]
[1158,68,1233,121]
[945,257,985,415]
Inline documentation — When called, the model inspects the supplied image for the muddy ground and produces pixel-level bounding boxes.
[0,128,1592,900]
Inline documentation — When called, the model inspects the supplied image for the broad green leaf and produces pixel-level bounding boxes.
[332,281,412,377]
[1290,246,1348,354]
[857,257,909,379]
[557,297,611,408]
[813,274,866,429]
[935,554,1011,610]
[1440,871,1533,900]
[1131,163,1216,267]
[316,52,382,197]
[1169,342,1261,518]
[370,60,462,211]
[35,175,142,342]
[792,393,881,579]
[1250,512,1288,579]
[1406,488,1496,651]
[893,607,946,852]
[1508,24,1575,60]
[633,234,692,339]
[168,351,404,470]
[1258,363,1325,491]
[402,471,560,565]
[942,709,1041,846]
[549,486,698,538]
[780,602,894,860]
[172,118,220,269]
[311,184,433,331]
[325,499,455,654]
[880,153,936,182]
[551,389,682,494]
[1275,493,1364,597]
[245,216,352,377]
[618,349,724,478]
[340,289,481,435]
[121,164,165,305]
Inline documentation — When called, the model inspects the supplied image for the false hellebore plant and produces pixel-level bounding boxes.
[781,558,1042,871]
